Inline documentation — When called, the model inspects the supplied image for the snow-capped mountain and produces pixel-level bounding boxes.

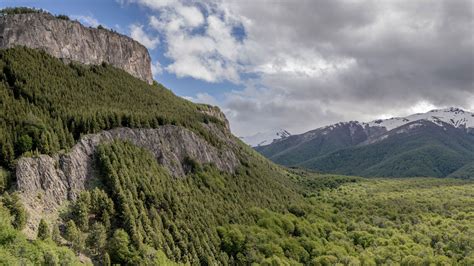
[366,107,474,130]
[240,129,291,147]
[255,107,474,178]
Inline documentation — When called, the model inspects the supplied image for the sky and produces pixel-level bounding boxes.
[2,0,473,137]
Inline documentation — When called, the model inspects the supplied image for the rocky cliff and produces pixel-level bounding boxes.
[0,12,153,83]
[16,126,239,236]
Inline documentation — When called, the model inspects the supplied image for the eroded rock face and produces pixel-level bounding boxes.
[0,13,153,83]
[16,126,239,236]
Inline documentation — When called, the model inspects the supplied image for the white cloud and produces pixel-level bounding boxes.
[138,1,244,83]
[176,5,204,28]
[71,15,101,27]
[129,24,160,49]
[184,92,219,106]
[151,60,162,77]
[122,0,474,136]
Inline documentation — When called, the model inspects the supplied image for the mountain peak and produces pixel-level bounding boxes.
[240,128,291,147]
[367,107,474,130]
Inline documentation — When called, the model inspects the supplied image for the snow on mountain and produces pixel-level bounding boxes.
[240,129,291,147]
[366,107,474,131]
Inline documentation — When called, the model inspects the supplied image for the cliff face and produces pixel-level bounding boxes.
[16,126,239,236]
[0,13,153,83]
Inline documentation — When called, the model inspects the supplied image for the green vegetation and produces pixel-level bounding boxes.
[0,47,222,169]
[60,140,302,264]
[0,47,472,264]
[258,122,474,178]
[0,7,45,15]
[0,194,81,264]
[57,141,473,264]
[0,7,70,21]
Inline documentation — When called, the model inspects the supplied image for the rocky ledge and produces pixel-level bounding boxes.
[0,12,153,83]
[15,126,239,236]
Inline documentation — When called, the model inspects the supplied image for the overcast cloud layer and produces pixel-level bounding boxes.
[121,0,474,136]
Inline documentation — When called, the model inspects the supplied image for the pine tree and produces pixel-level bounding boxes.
[37,219,50,240]
[51,223,62,244]
[87,222,107,255]
[109,229,131,264]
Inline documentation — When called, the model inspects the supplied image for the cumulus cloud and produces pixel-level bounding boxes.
[71,15,101,27]
[129,24,160,49]
[121,0,243,83]
[121,0,474,136]
[222,0,474,135]
[151,60,163,77]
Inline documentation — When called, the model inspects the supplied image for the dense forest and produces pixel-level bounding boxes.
[0,47,222,171]
[0,47,472,265]
[58,141,473,265]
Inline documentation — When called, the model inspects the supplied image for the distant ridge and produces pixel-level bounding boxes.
[240,128,291,147]
[256,107,474,178]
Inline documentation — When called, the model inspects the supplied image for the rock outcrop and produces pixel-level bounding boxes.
[199,104,231,131]
[0,12,153,83]
[16,126,239,236]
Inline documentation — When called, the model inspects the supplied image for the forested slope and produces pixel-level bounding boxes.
[299,121,474,178]
[0,47,222,170]
[0,47,472,265]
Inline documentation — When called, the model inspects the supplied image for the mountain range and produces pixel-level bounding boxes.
[240,128,291,147]
[0,7,472,265]
[256,108,474,178]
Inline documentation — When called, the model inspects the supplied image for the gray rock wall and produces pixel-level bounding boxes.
[0,13,153,83]
[16,126,239,236]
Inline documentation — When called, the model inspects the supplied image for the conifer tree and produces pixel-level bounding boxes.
[37,219,50,240]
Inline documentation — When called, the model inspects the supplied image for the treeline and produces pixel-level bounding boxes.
[0,7,69,20]
[0,47,222,171]
[0,7,45,15]
[54,141,474,265]
[59,141,304,264]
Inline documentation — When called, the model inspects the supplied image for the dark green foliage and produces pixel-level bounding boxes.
[37,219,50,240]
[0,199,80,264]
[51,223,61,244]
[109,229,133,264]
[63,140,474,264]
[0,47,223,171]
[63,140,304,264]
[0,45,472,265]
[56,14,70,20]
[0,7,45,15]
[97,25,105,30]
[87,222,107,255]
[1,192,27,229]
[64,220,85,253]
[258,121,474,178]
[15,134,33,155]
[0,168,9,193]
[448,161,474,179]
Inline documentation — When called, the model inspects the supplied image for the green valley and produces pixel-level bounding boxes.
[0,43,472,265]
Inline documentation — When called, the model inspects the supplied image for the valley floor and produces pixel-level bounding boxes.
[223,176,474,265]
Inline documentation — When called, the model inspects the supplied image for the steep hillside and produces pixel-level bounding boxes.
[0,47,472,265]
[257,110,474,178]
[256,121,385,166]
[0,47,225,170]
[0,9,472,264]
[302,121,474,177]
[0,46,305,264]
